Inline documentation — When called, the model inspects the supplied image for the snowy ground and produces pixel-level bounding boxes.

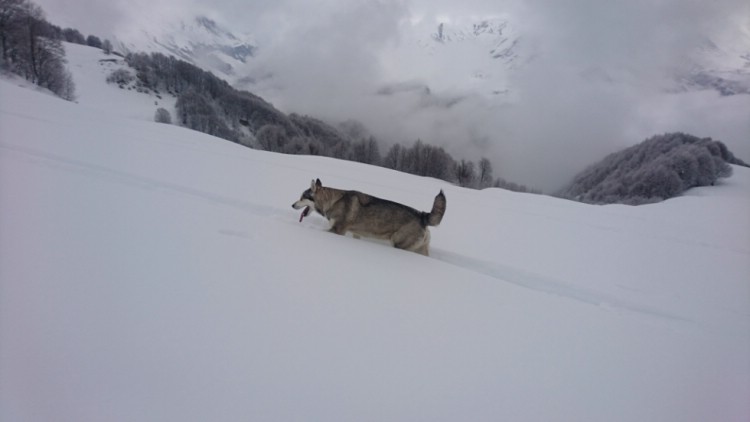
[1,44,749,422]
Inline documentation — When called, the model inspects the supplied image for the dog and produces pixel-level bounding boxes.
[292,179,446,256]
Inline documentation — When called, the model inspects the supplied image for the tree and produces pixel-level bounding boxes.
[0,0,24,63]
[0,0,75,99]
[154,107,172,124]
[102,38,112,55]
[384,143,407,171]
[86,34,102,49]
[455,159,476,188]
[478,157,493,188]
[176,89,236,140]
[39,46,75,100]
[256,124,289,152]
[351,136,381,165]
[61,27,85,44]
[106,68,134,86]
[630,165,682,201]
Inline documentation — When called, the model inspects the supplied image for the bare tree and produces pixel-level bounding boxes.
[478,157,494,188]
[102,38,112,55]
[383,143,407,171]
[0,0,24,63]
[455,159,477,188]
[256,124,289,152]
[351,136,381,165]
[0,0,75,99]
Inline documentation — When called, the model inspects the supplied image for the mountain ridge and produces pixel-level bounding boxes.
[114,15,256,77]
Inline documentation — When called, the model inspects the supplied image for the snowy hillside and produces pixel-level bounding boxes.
[677,35,750,96]
[1,44,749,422]
[114,15,256,77]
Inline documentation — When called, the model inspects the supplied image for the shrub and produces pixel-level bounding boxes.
[154,107,171,124]
[106,68,134,85]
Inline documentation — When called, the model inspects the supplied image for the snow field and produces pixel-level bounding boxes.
[1,44,748,422]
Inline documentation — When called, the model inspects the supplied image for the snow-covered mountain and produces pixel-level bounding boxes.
[425,18,523,67]
[109,13,750,100]
[676,36,750,96]
[374,17,527,99]
[114,15,256,77]
[1,42,749,422]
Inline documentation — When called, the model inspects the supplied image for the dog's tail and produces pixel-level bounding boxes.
[422,190,446,227]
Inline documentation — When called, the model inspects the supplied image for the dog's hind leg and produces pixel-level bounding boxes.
[412,231,430,256]
[414,243,429,256]
[392,229,430,256]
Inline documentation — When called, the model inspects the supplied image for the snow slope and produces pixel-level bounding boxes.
[1,45,749,422]
[114,15,256,77]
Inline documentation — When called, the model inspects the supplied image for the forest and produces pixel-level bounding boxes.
[559,132,748,204]
[120,50,537,191]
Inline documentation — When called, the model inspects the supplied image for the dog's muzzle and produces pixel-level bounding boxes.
[292,201,311,222]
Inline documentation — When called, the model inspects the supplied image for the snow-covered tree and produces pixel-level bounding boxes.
[154,107,171,124]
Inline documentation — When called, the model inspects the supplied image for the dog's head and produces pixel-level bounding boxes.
[292,178,322,221]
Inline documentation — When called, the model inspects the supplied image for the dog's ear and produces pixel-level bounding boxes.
[315,178,322,188]
[310,179,317,192]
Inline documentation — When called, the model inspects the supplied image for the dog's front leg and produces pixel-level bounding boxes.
[328,219,347,235]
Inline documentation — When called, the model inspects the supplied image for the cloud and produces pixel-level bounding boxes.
[33,0,126,37]
[235,0,750,191]
[33,0,750,191]
[485,0,750,190]
[247,0,406,110]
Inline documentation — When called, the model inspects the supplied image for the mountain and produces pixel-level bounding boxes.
[1,42,749,422]
[110,14,525,98]
[675,36,750,96]
[109,13,750,100]
[411,16,750,98]
[369,17,527,101]
[114,15,256,77]
[427,18,523,67]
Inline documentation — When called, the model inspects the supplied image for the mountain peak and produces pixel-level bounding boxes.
[115,15,257,76]
[425,17,522,69]
[192,15,239,42]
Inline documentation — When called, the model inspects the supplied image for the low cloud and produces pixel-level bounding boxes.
[36,0,750,191]
[240,0,749,191]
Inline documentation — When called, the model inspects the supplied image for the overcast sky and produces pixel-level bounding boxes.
[34,0,750,191]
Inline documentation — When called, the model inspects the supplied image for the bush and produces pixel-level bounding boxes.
[154,107,171,124]
[106,68,134,85]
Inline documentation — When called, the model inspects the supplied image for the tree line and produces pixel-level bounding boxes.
[115,50,538,192]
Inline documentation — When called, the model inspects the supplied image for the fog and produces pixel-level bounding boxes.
[35,0,750,191]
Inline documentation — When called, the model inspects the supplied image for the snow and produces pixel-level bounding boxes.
[64,43,178,121]
[113,15,255,77]
[1,44,749,422]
